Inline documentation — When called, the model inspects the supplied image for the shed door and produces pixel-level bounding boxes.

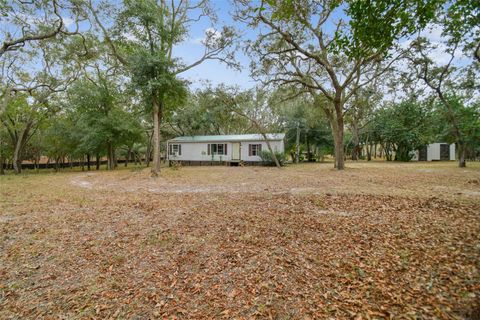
[418,146,427,161]
[440,144,450,160]
[232,143,240,160]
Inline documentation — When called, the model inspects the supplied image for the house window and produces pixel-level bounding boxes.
[169,144,181,156]
[208,143,227,155]
[249,144,262,156]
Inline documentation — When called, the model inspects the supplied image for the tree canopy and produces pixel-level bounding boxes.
[0,0,478,174]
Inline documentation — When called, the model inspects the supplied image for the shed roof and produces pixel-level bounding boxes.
[169,133,285,143]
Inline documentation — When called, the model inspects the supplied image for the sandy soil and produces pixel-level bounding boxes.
[1,161,479,319]
[69,161,480,201]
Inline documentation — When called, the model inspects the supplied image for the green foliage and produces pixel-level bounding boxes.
[443,0,480,55]
[433,95,480,149]
[273,90,334,161]
[167,90,251,136]
[65,78,144,160]
[372,101,434,161]
[2,0,478,171]
[0,121,12,161]
[257,0,444,58]
[345,0,445,57]
[129,50,187,114]
[3,94,46,126]
[42,115,79,160]
[260,150,286,166]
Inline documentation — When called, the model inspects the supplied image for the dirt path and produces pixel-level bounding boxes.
[68,162,480,201]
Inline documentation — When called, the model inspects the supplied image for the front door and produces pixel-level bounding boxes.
[232,142,240,160]
[440,144,450,160]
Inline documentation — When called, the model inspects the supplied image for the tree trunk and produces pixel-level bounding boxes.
[367,143,373,161]
[323,96,346,170]
[96,154,100,170]
[295,122,300,163]
[10,119,35,174]
[334,133,345,169]
[107,141,114,170]
[351,149,358,160]
[383,144,389,161]
[351,123,360,161]
[12,146,22,174]
[0,153,4,175]
[54,157,60,172]
[145,130,153,167]
[436,90,466,168]
[151,95,161,177]
[385,144,393,161]
[35,152,40,171]
[458,142,466,168]
[364,134,371,161]
[261,134,281,168]
[125,147,131,167]
[306,138,312,162]
[87,153,91,171]
[330,113,345,170]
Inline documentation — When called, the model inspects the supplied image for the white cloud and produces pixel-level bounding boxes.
[420,23,444,43]
[399,39,412,50]
[398,23,467,66]
[124,31,137,42]
[428,42,459,64]
[15,13,74,28]
[62,17,75,28]
[420,24,466,64]
[190,27,222,46]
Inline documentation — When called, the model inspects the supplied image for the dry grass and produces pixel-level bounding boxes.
[1,161,479,319]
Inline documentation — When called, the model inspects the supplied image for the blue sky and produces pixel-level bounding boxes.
[174,0,257,89]
[172,0,474,92]
[173,0,350,90]
[0,1,256,89]
[2,0,471,92]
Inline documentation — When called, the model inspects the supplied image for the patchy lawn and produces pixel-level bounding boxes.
[1,161,479,319]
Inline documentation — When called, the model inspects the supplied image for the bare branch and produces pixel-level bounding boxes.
[0,0,63,57]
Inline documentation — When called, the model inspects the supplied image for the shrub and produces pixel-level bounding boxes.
[260,150,286,166]
[170,160,182,170]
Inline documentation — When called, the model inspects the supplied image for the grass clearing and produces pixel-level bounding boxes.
[1,161,479,318]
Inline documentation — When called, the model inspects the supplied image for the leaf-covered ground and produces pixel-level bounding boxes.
[1,162,479,319]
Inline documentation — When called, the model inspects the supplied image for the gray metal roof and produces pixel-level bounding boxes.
[169,133,285,143]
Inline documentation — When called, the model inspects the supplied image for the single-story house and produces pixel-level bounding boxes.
[167,133,285,165]
[412,143,456,161]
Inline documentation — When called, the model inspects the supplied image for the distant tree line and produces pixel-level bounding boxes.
[1,0,478,174]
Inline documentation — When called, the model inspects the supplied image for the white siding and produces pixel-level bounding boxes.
[413,143,456,161]
[168,142,231,162]
[428,143,456,161]
[428,143,441,160]
[240,140,284,162]
[167,140,285,162]
[449,144,456,160]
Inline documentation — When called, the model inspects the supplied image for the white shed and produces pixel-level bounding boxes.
[167,133,285,165]
[412,143,456,161]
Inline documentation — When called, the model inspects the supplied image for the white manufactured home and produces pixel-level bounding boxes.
[412,143,456,161]
[167,134,285,165]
